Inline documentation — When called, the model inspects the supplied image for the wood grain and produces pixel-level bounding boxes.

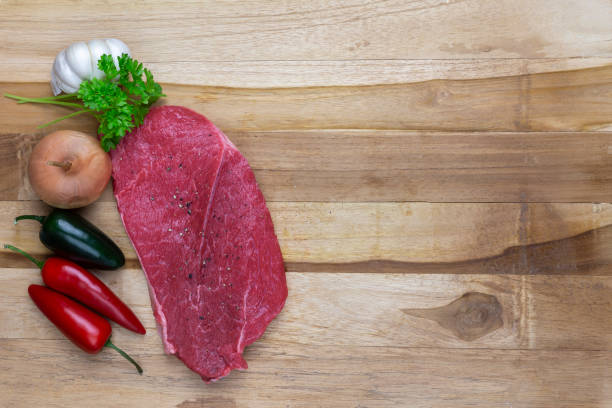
[2,0,612,406]
[402,292,504,341]
[4,65,612,135]
[2,0,611,65]
[6,270,612,407]
[6,58,612,88]
[2,129,612,203]
[5,270,612,407]
[3,339,612,408]
[1,201,611,273]
[6,270,612,351]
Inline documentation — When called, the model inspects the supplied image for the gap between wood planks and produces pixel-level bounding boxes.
[3,338,612,353]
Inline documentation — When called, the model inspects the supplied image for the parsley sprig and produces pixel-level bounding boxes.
[5,54,164,151]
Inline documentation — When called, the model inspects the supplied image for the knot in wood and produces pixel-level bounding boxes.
[456,304,489,328]
[402,291,503,342]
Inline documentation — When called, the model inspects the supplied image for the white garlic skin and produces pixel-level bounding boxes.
[51,39,131,95]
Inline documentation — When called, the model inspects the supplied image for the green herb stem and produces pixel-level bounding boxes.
[4,92,78,101]
[37,109,93,129]
[41,93,79,100]
[4,94,83,109]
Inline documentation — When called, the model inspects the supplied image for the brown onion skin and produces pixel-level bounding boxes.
[28,130,111,209]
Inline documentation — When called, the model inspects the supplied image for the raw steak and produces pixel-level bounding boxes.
[110,106,287,381]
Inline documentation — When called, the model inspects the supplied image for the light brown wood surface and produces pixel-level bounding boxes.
[1,1,612,407]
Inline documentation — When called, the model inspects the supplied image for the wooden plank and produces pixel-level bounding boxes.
[6,58,612,87]
[2,130,611,203]
[1,201,611,272]
[4,271,612,406]
[171,131,612,203]
[1,0,611,67]
[3,65,612,136]
[2,340,612,407]
[158,67,612,132]
[6,270,612,351]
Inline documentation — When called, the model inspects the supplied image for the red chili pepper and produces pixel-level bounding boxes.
[5,244,145,335]
[28,284,142,374]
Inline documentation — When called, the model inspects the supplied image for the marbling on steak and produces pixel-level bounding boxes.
[110,106,287,381]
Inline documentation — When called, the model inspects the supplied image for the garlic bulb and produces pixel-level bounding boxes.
[51,39,131,95]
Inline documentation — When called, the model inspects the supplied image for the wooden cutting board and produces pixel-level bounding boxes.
[1,1,612,407]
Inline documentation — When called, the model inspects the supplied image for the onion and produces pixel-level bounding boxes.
[28,130,111,208]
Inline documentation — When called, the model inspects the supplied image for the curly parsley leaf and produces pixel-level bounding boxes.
[4,53,165,152]
[91,54,165,151]
[97,54,119,79]
[78,78,125,111]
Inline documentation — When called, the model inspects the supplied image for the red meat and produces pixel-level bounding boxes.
[110,106,287,381]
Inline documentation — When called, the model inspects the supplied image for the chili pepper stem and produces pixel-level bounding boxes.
[3,244,44,269]
[105,338,143,375]
[14,215,46,225]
